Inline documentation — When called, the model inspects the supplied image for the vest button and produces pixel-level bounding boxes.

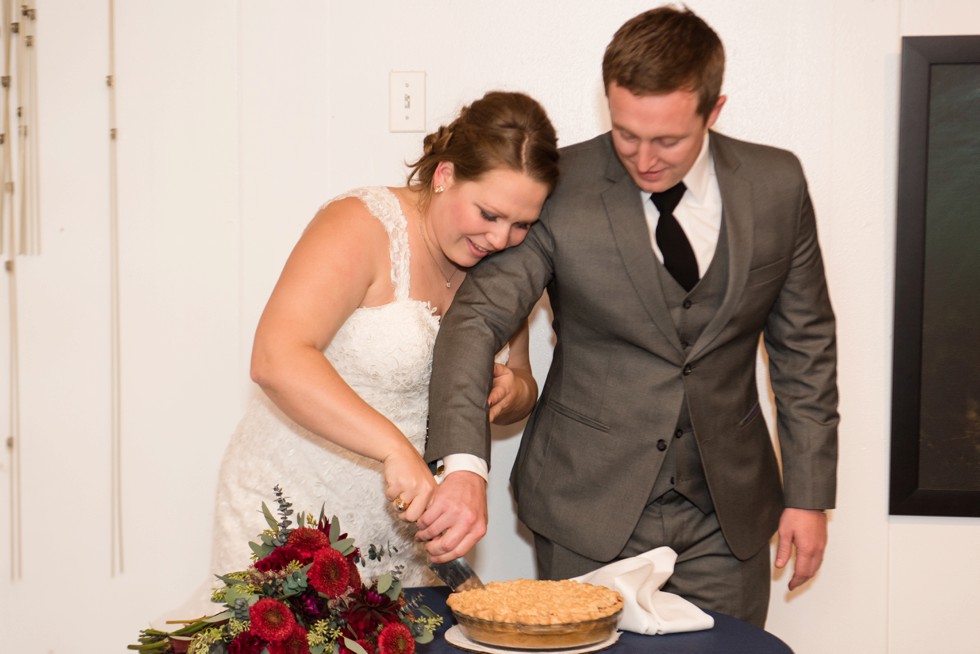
[682,364,693,375]
[680,340,690,348]
[682,299,693,309]
[674,429,684,438]
[656,439,667,451]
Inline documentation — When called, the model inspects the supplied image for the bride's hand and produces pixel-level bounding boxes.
[487,362,537,425]
[382,444,437,522]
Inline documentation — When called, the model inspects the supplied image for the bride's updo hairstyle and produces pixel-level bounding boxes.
[407,91,559,208]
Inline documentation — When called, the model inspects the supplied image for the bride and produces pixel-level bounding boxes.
[209,90,559,587]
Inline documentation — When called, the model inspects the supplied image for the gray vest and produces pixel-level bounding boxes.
[647,218,730,513]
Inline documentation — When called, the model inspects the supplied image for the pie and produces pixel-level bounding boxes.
[447,579,623,625]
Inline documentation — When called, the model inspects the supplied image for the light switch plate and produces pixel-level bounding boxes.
[389,71,426,133]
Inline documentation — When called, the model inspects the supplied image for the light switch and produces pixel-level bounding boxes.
[389,71,426,133]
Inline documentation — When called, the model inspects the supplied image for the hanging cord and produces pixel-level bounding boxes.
[0,0,13,246]
[0,0,37,582]
[16,2,39,255]
[0,0,21,583]
[106,0,124,577]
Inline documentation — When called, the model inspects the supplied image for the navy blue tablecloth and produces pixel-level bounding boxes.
[408,586,793,654]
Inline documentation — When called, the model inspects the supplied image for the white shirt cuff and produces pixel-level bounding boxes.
[438,454,489,483]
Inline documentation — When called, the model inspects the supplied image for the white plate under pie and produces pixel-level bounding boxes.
[444,625,621,654]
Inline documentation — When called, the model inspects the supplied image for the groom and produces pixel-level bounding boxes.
[419,5,838,628]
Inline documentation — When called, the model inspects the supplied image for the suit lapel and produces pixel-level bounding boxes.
[689,133,753,360]
[600,150,686,362]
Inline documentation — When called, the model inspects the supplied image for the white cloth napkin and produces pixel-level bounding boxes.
[572,547,714,635]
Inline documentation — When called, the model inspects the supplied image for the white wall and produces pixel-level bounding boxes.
[0,1,978,653]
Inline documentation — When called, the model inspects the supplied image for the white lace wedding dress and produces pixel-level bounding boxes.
[211,186,441,588]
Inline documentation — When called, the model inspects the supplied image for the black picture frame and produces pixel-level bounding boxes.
[890,35,980,517]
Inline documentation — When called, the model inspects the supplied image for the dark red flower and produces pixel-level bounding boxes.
[249,598,297,642]
[377,622,414,654]
[307,546,350,598]
[255,544,310,572]
[287,527,332,557]
[268,623,310,654]
[342,589,400,638]
[343,606,382,639]
[295,590,326,618]
[228,630,267,654]
[347,556,362,591]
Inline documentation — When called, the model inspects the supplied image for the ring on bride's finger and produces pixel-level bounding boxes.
[393,496,408,512]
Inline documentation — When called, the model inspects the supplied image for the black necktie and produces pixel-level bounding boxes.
[651,182,699,291]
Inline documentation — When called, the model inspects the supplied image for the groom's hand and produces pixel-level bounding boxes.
[416,471,487,562]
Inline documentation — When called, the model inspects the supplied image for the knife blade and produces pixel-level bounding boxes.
[429,557,485,591]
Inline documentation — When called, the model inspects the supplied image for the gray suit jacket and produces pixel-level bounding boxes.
[426,131,838,562]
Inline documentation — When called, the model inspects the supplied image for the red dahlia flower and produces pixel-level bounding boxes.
[249,598,297,642]
[307,546,350,597]
[268,623,310,654]
[377,622,414,654]
[287,527,332,556]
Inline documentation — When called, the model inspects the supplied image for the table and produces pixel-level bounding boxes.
[409,586,793,654]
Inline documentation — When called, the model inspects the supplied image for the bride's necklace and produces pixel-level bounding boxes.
[417,216,460,289]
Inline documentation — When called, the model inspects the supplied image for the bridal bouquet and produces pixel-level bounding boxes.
[130,486,442,654]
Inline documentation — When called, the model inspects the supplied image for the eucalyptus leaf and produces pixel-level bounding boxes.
[204,609,234,623]
[224,585,258,607]
[250,539,274,558]
[414,630,435,645]
[384,579,402,600]
[215,572,246,586]
[332,538,355,555]
[262,502,278,530]
[329,516,341,542]
[344,638,370,654]
[377,572,392,594]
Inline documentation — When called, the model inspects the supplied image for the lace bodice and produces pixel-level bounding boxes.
[211,187,441,587]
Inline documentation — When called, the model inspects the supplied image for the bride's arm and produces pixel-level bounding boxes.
[487,319,538,425]
[249,197,436,519]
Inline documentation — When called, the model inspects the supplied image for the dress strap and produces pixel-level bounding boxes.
[324,187,411,301]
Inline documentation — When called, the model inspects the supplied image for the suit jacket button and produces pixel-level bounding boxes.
[657,439,667,451]
[683,299,693,309]
[682,364,693,375]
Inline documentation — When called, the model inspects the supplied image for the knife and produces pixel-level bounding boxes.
[429,557,485,591]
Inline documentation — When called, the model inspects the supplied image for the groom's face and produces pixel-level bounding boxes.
[607,83,724,193]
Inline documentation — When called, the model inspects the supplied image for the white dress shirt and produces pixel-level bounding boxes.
[642,132,723,277]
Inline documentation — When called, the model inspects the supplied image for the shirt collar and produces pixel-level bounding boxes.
[681,132,714,204]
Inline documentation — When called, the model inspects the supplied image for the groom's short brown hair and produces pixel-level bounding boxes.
[602,6,725,122]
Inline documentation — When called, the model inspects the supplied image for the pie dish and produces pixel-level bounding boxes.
[446,579,623,649]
